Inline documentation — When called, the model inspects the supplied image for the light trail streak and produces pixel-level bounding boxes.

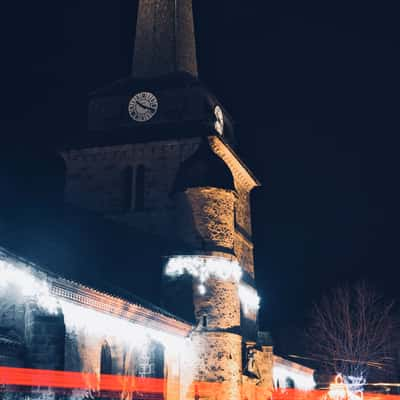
[1,367,400,400]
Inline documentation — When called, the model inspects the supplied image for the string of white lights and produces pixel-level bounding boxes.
[238,284,260,314]
[0,259,59,313]
[60,300,187,352]
[0,258,188,353]
[165,256,260,313]
[165,256,243,283]
[165,256,243,295]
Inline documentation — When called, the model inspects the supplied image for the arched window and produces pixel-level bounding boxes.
[135,165,145,211]
[100,341,112,399]
[100,341,112,375]
[132,341,165,400]
[134,342,164,378]
[286,377,295,389]
[152,342,165,379]
[122,166,133,211]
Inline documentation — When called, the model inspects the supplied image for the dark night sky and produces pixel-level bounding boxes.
[2,1,399,355]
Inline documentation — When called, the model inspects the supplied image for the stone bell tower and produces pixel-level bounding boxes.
[61,1,264,399]
[132,0,198,79]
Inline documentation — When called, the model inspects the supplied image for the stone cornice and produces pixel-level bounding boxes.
[208,136,261,192]
[50,278,192,338]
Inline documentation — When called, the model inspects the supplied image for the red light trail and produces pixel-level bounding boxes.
[1,367,400,400]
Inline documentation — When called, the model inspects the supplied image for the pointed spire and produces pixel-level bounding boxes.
[132,0,198,78]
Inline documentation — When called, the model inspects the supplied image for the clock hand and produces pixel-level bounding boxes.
[136,101,156,112]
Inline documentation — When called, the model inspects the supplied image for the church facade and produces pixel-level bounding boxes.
[0,1,313,399]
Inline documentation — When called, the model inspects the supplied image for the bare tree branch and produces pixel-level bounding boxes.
[305,281,397,381]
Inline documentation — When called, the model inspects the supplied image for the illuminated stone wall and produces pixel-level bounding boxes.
[0,252,192,400]
[62,138,257,276]
[61,134,266,400]
[192,277,240,330]
[206,138,259,343]
[62,321,172,399]
[190,332,242,400]
[62,138,257,286]
[234,231,255,278]
[242,345,274,400]
[0,257,66,380]
[174,187,236,251]
[235,186,252,238]
[273,355,316,390]
[166,179,243,400]
[208,137,258,280]
[62,138,201,239]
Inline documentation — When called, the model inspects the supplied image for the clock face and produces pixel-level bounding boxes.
[214,105,224,135]
[128,92,158,122]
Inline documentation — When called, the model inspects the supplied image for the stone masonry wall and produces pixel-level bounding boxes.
[193,278,240,330]
[208,138,257,279]
[234,232,255,278]
[242,345,273,400]
[175,187,236,251]
[188,332,242,400]
[235,186,252,238]
[63,139,257,280]
[62,139,201,240]
[61,308,176,400]
[0,254,186,400]
[170,184,243,400]
[233,184,255,278]
[62,137,265,400]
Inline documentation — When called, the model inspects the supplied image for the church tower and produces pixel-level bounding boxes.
[132,0,198,78]
[61,1,265,399]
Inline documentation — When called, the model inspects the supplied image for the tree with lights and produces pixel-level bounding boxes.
[306,281,397,386]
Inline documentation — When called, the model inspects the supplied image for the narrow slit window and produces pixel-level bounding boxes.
[202,315,208,328]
